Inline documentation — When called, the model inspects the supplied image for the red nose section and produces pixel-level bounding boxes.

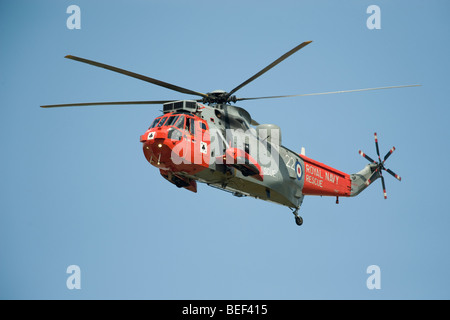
[140,117,210,175]
[141,128,177,169]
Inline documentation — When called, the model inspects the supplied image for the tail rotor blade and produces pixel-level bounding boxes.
[359,150,377,164]
[380,174,387,199]
[374,132,381,162]
[383,146,396,162]
[385,168,402,181]
[365,168,379,186]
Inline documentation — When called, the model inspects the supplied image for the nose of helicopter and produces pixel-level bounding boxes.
[141,129,175,168]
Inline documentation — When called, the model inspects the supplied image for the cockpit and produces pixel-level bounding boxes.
[148,113,207,141]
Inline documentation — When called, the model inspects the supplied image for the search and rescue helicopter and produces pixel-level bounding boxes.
[41,41,416,226]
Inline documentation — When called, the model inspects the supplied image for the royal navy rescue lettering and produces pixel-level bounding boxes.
[306,174,323,187]
[325,172,340,184]
[305,164,341,188]
[305,164,323,179]
[305,164,323,188]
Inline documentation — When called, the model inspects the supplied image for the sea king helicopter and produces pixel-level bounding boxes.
[41,41,417,226]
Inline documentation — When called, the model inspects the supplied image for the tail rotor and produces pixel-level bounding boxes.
[359,132,402,199]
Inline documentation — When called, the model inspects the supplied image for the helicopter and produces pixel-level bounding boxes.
[41,41,416,226]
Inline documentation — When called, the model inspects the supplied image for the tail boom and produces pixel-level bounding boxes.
[299,155,379,198]
[299,133,400,201]
[300,155,352,197]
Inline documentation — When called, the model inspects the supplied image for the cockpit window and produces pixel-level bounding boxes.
[149,117,161,129]
[165,115,179,127]
[157,116,168,127]
[174,115,185,130]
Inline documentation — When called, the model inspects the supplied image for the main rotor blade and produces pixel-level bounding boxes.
[65,55,208,98]
[236,85,421,101]
[40,100,173,108]
[227,41,313,97]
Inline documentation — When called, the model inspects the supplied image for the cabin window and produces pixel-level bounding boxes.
[200,121,207,131]
[186,117,195,135]
[168,128,182,141]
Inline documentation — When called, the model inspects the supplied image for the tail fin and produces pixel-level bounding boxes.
[349,164,380,197]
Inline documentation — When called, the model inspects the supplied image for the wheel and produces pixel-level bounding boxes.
[295,216,303,226]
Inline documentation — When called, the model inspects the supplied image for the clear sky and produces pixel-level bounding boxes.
[1,0,449,299]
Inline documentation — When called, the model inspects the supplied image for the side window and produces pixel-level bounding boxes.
[187,118,195,135]
[200,121,207,131]
[168,128,182,141]
[245,137,250,155]
[190,118,195,135]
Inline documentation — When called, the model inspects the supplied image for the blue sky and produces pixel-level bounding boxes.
[1,0,449,299]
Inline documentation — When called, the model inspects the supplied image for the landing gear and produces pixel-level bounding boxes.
[292,208,303,226]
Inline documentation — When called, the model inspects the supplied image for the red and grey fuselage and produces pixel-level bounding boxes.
[140,101,375,211]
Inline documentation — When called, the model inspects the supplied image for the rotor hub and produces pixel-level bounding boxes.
[203,90,237,104]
